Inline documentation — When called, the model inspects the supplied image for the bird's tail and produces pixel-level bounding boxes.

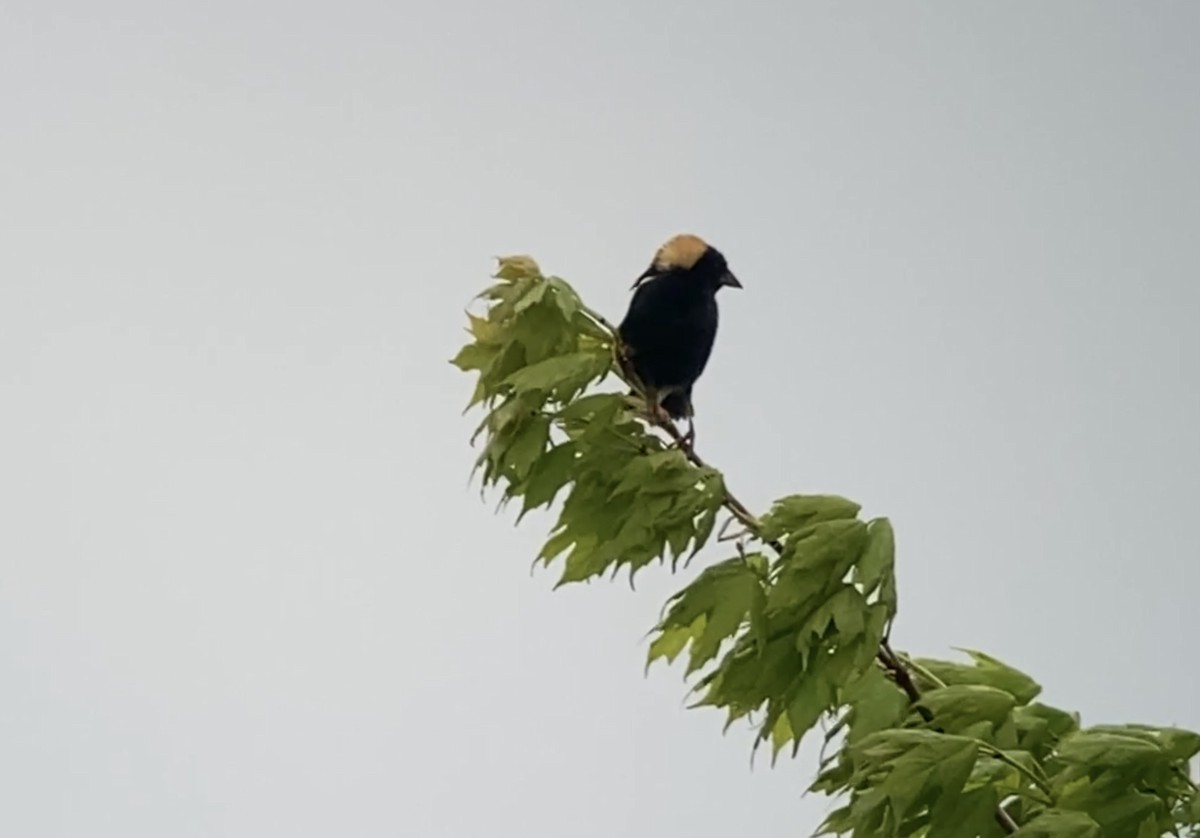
[624,387,692,421]
[661,389,692,421]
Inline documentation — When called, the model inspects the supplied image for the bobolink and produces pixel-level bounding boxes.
[617,234,741,443]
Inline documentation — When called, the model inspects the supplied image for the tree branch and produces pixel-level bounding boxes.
[584,302,1021,833]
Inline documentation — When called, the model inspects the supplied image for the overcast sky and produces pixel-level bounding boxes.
[3,2,1198,836]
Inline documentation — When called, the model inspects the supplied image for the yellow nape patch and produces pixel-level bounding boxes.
[653,234,709,271]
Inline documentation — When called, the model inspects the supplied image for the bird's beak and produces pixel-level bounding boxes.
[721,270,742,289]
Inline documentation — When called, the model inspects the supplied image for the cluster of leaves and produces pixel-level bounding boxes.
[452,257,1200,837]
[816,655,1200,837]
[648,494,897,760]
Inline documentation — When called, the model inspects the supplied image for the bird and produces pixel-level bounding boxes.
[616,234,742,445]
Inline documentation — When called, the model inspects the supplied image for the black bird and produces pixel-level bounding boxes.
[616,234,742,443]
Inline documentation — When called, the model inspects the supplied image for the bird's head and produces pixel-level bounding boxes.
[632,234,742,292]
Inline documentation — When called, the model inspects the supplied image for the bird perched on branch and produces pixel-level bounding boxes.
[616,234,742,444]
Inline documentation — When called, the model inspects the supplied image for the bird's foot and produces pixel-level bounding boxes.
[665,417,695,449]
[679,418,695,449]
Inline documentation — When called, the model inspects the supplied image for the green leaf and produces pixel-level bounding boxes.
[538,527,576,565]
[1182,794,1200,830]
[914,649,1041,705]
[449,341,499,373]
[1049,729,1180,826]
[764,561,827,619]
[480,339,530,390]
[573,309,613,341]
[892,735,978,819]
[546,275,582,321]
[829,586,866,638]
[781,660,837,754]
[504,414,550,479]
[1011,810,1101,837]
[553,533,602,583]
[927,784,1005,838]
[520,441,578,515]
[664,518,693,562]
[647,616,704,669]
[798,586,867,648]
[1087,791,1165,837]
[815,804,855,836]
[769,711,795,758]
[1014,702,1081,759]
[1088,724,1200,763]
[855,516,896,599]
[687,505,719,562]
[557,392,628,424]
[494,254,542,281]
[771,519,870,615]
[503,352,603,395]
[609,449,696,498]
[860,603,890,669]
[845,730,979,823]
[513,278,548,312]
[917,685,1017,739]
[465,311,504,344]
[689,629,803,734]
[840,666,910,742]
[1055,730,1165,770]
[760,494,862,541]
[655,559,765,673]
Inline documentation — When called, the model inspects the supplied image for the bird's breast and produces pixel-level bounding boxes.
[619,285,719,389]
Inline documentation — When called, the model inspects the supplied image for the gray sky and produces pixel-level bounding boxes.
[2,2,1198,836]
